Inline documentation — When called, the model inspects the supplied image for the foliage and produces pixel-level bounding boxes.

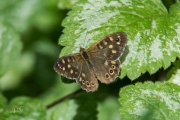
[0,0,180,120]
[119,82,180,120]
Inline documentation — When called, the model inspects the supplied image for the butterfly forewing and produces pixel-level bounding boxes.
[54,53,98,92]
[87,32,127,60]
[54,54,83,79]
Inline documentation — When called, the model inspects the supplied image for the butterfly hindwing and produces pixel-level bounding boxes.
[76,62,98,92]
[90,58,120,84]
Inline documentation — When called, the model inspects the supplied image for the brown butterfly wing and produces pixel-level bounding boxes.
[54,53,82,79]
[88,32,127,60]
[87,32,128,83]
[76,62,98,92]
[54,53,98,92]
[90,58,120,84]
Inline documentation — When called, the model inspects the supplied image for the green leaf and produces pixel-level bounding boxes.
[47,100,78,120]
[58,0,180,80]
[167,60,180,86]
[0,0,37,32]
[40,79,79,105]
[0,51,35,90]
[0,93,7,110]
[47,92,97,120]
[98,97,122,120]
[58,0,80,9]
[0,21,22,76]
[0,0,60,33]
[0,97,46,120]
[73,92,97,120]
[119,82,180,120]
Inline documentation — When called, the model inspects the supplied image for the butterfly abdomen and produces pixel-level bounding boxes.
[80,48,95,70]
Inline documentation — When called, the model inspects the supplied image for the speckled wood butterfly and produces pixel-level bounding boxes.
[54,32,128,92]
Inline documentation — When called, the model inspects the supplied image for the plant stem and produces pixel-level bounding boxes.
[46,89,82,109]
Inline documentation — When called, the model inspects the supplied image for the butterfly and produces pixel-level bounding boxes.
[54,32,128,92]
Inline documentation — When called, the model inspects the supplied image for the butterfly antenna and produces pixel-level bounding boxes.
[83,31,89,48]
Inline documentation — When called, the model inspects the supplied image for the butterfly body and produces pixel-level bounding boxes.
[54,32,128,92]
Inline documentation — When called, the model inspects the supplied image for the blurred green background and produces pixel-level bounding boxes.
[0,0,74,100]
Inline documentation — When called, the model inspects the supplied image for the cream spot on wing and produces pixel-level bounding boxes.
[98,44,103,49]
[67,64,71,68]
[118,35,121,39]
[111,61,116,64]
[117,42,120,45]
[63,67,65,70]
[79,77,82,82]
[104,41,107,45]
[70,69,73,74]
[104,61,108,66]
[109,37,113,41]
[82,73,85,77]
[109,45,113,48]
[62,59,65,64]
[112,50,117,54]
[67,58,71,62]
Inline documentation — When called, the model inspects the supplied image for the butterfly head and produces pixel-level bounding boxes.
[80,47,89,60]
[80,47,85,53]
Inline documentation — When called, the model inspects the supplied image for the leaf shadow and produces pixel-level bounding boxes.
[73,92,98,120]
[120,45,129,64]
[72,76,131,120]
